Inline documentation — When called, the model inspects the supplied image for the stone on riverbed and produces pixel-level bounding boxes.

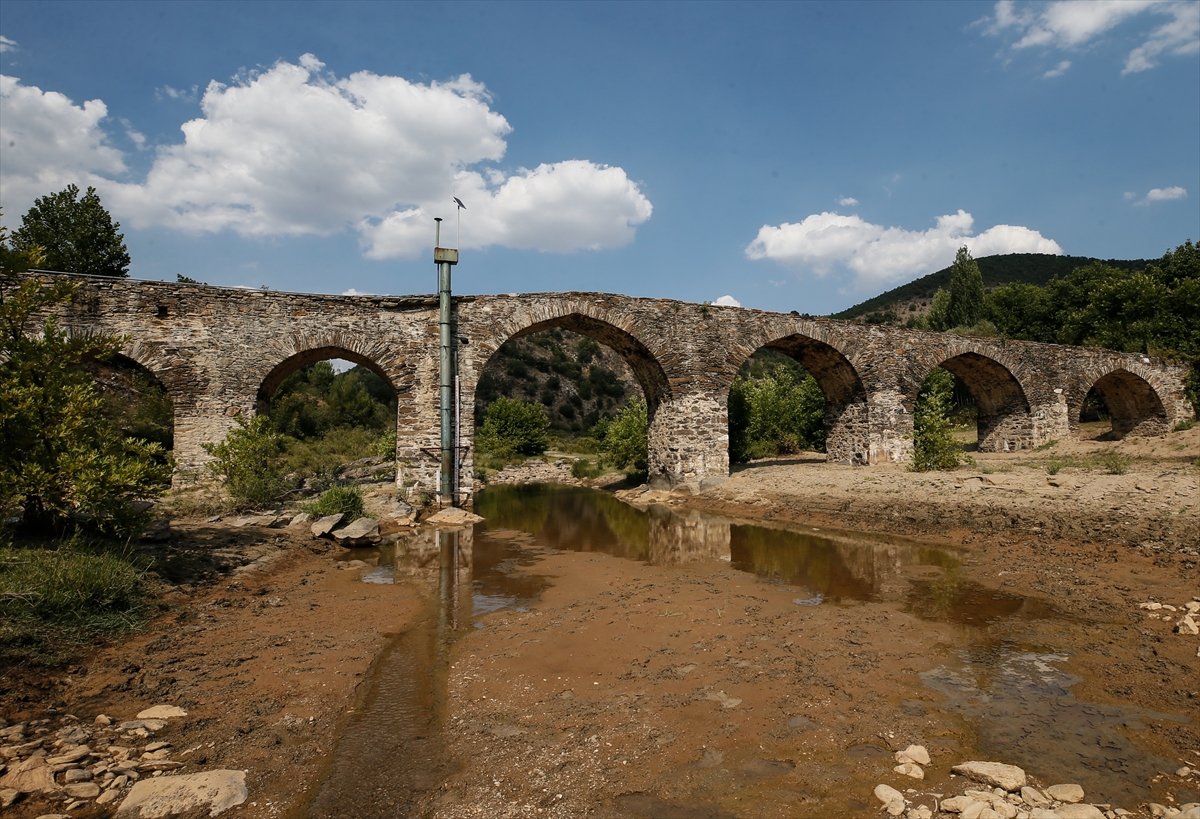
[1045,784,1084,803]
[117,770,247,817]
[1055,805,1105,819]
[136,706,187,720]
[310,514,343,538]
[896,744,931,766]
[893,761,924,779]
[874,783,906,816]
[331,517,380,545]
[951,760,1026,792]
[426,507,484,527]
[0,756,57,793]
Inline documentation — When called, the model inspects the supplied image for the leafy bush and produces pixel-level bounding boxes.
[603,397,649,474]
[1,277,170,536]
[301,485,366,522]
[202,415,288,509]
[374,427,398,457]
[476,397,550,458]
[911,368,966,471]
[0,538,150,665]
[280,426,382,491]
[1174,418,1196,432]
[728,371,825,462]
[570,458,605,479]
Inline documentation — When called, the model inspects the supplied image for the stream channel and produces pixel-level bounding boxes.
[298,484,1188,818]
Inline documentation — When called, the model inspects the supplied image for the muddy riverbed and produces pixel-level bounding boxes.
[2,431,1198,818]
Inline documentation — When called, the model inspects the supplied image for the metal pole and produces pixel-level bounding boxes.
[434,219,459,505]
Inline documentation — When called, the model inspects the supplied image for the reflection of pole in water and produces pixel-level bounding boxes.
[438,529,460,632]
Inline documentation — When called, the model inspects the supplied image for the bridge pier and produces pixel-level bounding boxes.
[647,390,730,490]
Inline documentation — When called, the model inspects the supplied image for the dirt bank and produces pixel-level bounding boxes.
[2,431,1197,818]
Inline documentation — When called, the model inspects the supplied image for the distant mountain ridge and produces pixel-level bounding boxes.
[830,253,1152,322]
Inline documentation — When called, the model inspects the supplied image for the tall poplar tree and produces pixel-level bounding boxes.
[945,246,985,330]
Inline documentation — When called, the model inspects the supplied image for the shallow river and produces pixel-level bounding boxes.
[300,484,1187,817]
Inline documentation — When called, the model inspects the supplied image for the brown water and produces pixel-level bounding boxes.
[301,483,1188,816]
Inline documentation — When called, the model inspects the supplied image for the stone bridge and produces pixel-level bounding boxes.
[15,273,1194,502]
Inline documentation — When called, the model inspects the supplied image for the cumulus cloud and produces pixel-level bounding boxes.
[713,295,741,307]
[984,0,1199,74]
[745,209,1062,291]
[1129,186,1188,206]
[837,196,859,206]
[0,55,652,257]
[0,75,128,210]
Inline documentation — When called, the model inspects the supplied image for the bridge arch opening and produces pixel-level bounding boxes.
[919,352,1031,452]
[472,314,668,482]
[86,353,175,459]
[728,335,868,467]
[1079,369,1168,440]
[256,347,399,489]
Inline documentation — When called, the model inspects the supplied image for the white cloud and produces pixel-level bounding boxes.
[1130,185,1187,206]
[341,288,373,296]
[0,55,652,257]
[0,35,17,53]
[984,0,1199,74]
[837,196,859,206]
[745,209,1062,291]
[713,295,741,307]
[0,74,128,211]
[1043,59,1072,77]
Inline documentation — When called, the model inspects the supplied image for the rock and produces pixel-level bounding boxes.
[952,761,1027,792]
[288,512,310,527]
[1176,615,1199,635]
[331,517,380,545]
[875,783,906,815]
[46,746,92,765]
[703,690,742,709]
[144,742,171,752]
[1022,787,1050,806]
[95,715,112,727]
[992,803,1018,819]
[137,761,185,772]
[1146,804,1169,818]
[425,507,484,527]
[1186,601,1200,614]
[97,788,122,805]
[310,514,344,538]
[117,770,247,817]
[941,796,976,813]
[960,802,990,819]
[119,720,167,734]
[337,560,370,571]
[894,762,924,779]
[0,788,20,807]
[0,756,58,793]
[896,744,931,766]
[1139,602,1163,610]
[386,500,417,523]
[65,781,101,798]
[136,707,187,720]
[1178,806,1200,819]
[1029,810,1062,819]
[908,807,933,819]
[1046,785,1085,803]
[1055,806,1104,819]
[64,768,93,783]
[33,815,69,819]
[141,519,171,542]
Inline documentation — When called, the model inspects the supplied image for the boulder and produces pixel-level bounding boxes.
[331,517,380,545]
[117,770,247,817]
[1045,784,1084,803]
[874,783,906,816]
[288,512,311,527]
[310,514,344,538]
[893,762,923,779]
[940,796,976,813]
[896,744,931,766]
[136,706,187,720]
[951,761,1027,792]
[0,756,57,794]
[65,781,101,798]
[425,507,484,527]
[1055,806,1104,819]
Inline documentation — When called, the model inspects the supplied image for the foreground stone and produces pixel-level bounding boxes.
[136,706,187,720]
[331,516,380,545]
[873,782,906,816]
[117,770,247,818]
[426,507,484,527]
[310,514,343,538]
[952,760,1027,792]
[0,757,57,794]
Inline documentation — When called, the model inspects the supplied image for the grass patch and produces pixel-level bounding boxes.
[570,458,605,479]
[1174,418,1196,432]
[282,427,389,492]
[300,485,366,523]
[1033,439,1059,452]
[1099,451,1132,475]
[0,537,152,667]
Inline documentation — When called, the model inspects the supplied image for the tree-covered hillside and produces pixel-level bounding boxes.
[832,252,1152,324]
[475,328,643,435]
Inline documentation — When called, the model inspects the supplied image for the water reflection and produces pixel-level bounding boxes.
[924,646,1187,805]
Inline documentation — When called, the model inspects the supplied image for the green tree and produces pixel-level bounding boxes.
[0,277,170,534]
[945,246,985,330]
[728,371,826,462]
[603,397,649,473]
[924,287,952,331]
[476,397,550,458]
[0,217,47,273]
[10,185,131,277]
[911,367,965,471]
[202,415,288,509]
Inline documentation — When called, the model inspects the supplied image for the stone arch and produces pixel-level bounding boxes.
[916,350,1033,452]
[254,330,411,411]
[727,326,869,465]
[1079,366,1168,438]
[472,309,672,415]
[256,345,399,411]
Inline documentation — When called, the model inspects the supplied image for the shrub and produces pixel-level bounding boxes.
[1174,418,1196,432]
[476,397,550,458]
[728,372,825,463]
[570,458,604,479]
[1099,451,1132,475]
[203,415,288,509]
[1,277,170,536]
[911,368,965,472]
[301,485,366,522]
[604,397,649,474]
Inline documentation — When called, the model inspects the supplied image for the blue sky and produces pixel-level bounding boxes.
[1,1,1197,314]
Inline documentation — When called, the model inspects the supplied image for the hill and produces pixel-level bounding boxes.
[831,253,1151,323]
